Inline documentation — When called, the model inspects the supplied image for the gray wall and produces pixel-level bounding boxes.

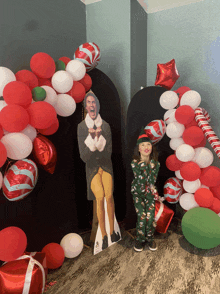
[147,0,220,167]
[1,0,86,71]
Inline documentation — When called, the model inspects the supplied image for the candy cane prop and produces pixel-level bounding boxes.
[195,107,220,158]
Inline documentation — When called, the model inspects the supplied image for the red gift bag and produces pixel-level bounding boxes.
[0,252,47,294]
[155,200,174,233]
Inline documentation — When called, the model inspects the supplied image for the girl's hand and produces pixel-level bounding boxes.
[138,160,144,165]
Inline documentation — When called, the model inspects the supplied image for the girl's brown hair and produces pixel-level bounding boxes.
[133,144,158,162]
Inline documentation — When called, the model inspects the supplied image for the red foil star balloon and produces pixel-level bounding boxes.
[155,59,180,90]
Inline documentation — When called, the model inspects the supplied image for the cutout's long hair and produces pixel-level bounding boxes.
[132,144,158,162]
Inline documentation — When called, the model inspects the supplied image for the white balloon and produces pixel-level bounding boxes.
[0,67,16,96]
[166,122,185,139]
[41,86,58,106]
[192,147,214,168]
[21,125,37,141]
[175,170,183,180]
[0,172,3,189]
[179,193,199,210]
[51,70,73,93]
[169,137,185,150]
[176,144,195,162]
[66,60,86,81]
[0,100,7,112]
[60,233,83,258]
[54,94,76,117]
[183,179,201,193]
[1,133,33,160]
[164,109,177,124]
[180,90,201,109]
[159,91,179,110]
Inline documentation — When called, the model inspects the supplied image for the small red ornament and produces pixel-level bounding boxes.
[58,56,71,66]
[67,81,86,103]
[180,161,201,181]
[74,42,101,72]
[3,81,32,108]
[42,243,65,269]
[30,52,56,79]
[15,70,39,90]
[144,119,166,144]
[155,200,174,233]
[155,59,180,90]
[78,73,92,92]
[164,177,183,203]
[32,135,57,174]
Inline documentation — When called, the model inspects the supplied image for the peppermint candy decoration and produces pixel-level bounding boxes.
[144,119,166,144]
[163,177,183,203]
[2,159,38,201]
[74,42,101,72]
[195,107,220,158]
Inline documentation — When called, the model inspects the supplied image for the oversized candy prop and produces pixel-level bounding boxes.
[154,200,174,233]
[0,252,47,294]
[155,59,180,90]
[74,42,101,72]
[42,243,65,269]
[163,177,183,203]
[181,207,220,249]
[32,135,57,174]
[144,119,166,144]
[0,227,27,261]
[2,159,38,201]
[195,107,220,159]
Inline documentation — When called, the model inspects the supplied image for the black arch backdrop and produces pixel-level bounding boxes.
[0,68,126,252]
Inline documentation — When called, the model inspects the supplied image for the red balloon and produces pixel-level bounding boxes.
[182,126,205,146]
[0,141,7,167]
[0,227,27,261]
[174,86,191,99]
[200,166,220,187]
[38,118,59,135]
[42,243,65,269]
[180,161,201,181]
[3,81,32,108]
[0,125,4,139]
[27,101,57,129]
[194,188,214,208]
[67,81,86,103]
[175,105,195,125]
[209,197,220,214]
[32,135,57,174]
[193,136,206,148]
[78,73,92,92]
[58,56,71,66]
[210,184,220,201]
[184,118,198,129]
[0,104,29,132]
[38,77,52,88]
[166,154,183,171]
[30,52,56,79]
[15,70,39,90]
[155,59,180,90]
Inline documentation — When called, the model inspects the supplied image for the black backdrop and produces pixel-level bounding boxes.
[0,68,126,252]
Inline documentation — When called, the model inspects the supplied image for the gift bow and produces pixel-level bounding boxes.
[155,200,164,222]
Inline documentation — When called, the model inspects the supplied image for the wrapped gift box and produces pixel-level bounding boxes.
[155,200,174,233]
[0,252,47,294]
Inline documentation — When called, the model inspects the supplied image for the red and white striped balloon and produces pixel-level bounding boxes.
[74,42,101,72]
[2,159,38,201]
[144,119,166,144]
[163,177,183,203]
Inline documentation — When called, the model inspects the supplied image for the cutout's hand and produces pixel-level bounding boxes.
[95,127,102,139]
[89,128,96,139]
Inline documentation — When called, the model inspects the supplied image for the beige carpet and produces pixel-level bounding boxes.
[44,221,220,294]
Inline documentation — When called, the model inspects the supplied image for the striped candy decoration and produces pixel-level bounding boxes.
[2,159,38,201]
[163,177,183,203]
[74,42,101,72]
[195,107,220,158]
[144,119,166,144]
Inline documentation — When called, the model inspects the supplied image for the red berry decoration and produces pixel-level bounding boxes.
[194,188,214,208]
[30,52,56,79]
[27,101,57,129]
[180,161,201,181]
[15,70,39,90]
[166,154,183,171]
[3,81,32,108]
[78,73,92,92]
[0,104,29,132]
[200,166,220,187]
[182,126,205,146]
[175,105,195,125]
[67,81,86,103]
[42,243,65,269]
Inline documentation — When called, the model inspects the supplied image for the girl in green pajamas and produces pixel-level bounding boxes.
[131,128,160,252]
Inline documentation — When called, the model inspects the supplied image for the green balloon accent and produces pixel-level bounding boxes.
[182,207,220,249]
[55,60,66,72]
[32,87,47,102]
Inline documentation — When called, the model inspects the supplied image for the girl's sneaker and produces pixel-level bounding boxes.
[149,240,157,251]
[134,240,144,252]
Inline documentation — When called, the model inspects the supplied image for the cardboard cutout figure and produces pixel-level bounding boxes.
[77,91,121,254]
